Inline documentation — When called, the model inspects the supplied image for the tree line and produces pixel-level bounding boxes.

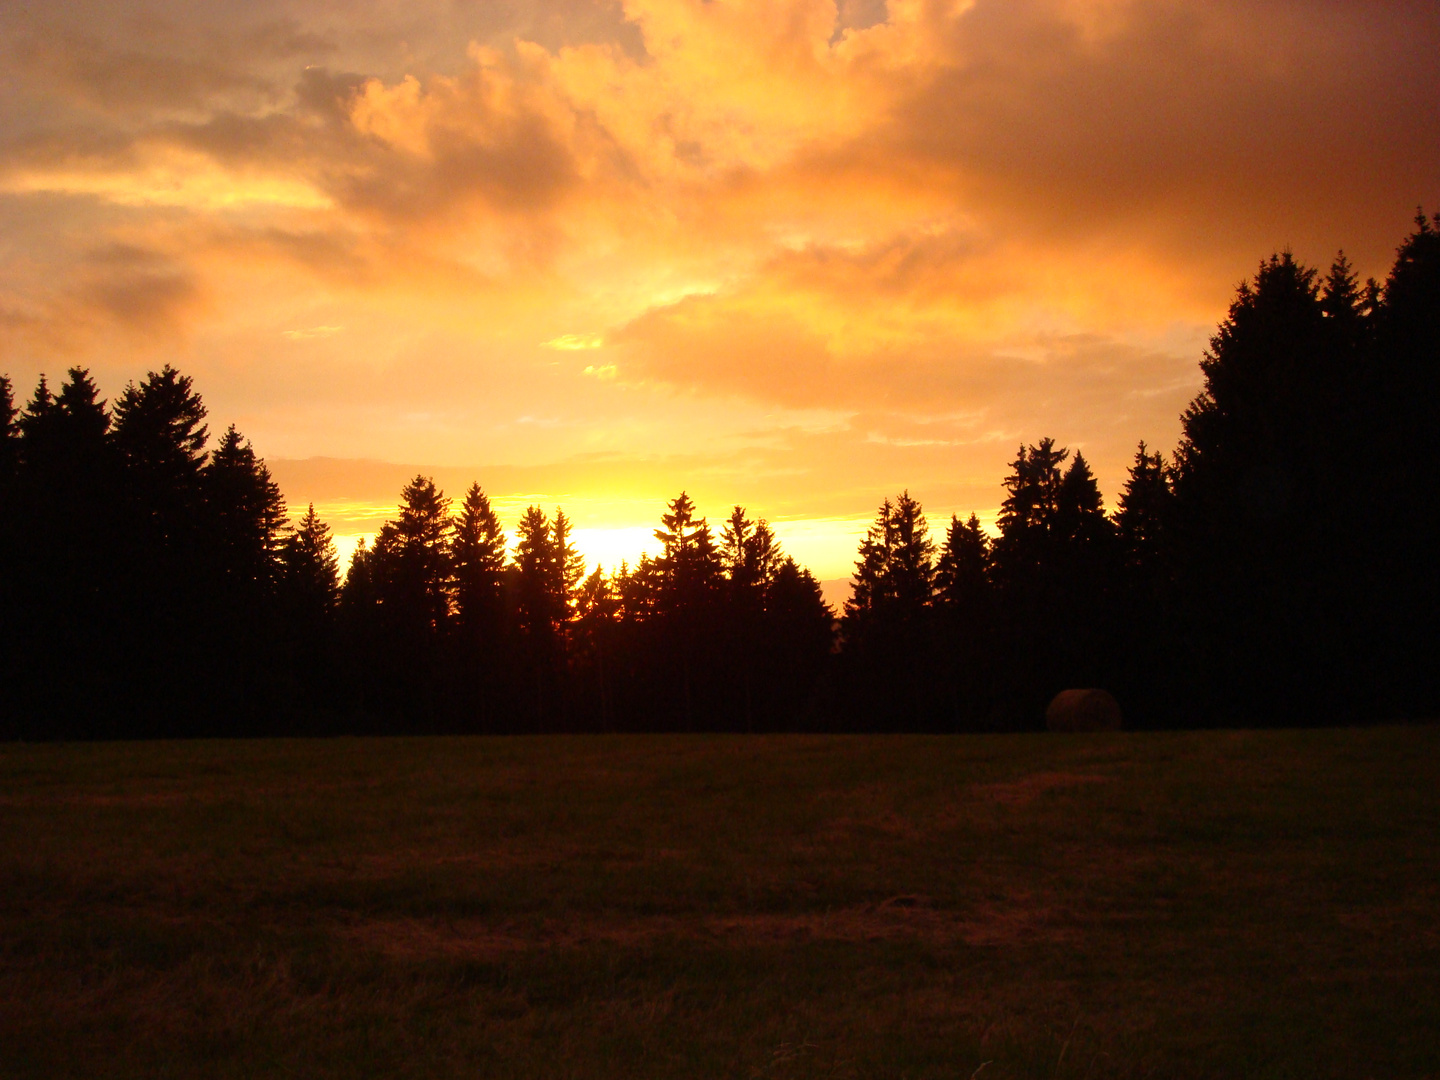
[2,210,1436,737]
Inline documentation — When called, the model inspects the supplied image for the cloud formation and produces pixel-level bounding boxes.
[0,0,1435,568]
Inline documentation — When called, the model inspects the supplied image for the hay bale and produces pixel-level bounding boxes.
[1045,688,1122,733]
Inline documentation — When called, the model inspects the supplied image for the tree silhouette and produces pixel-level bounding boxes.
[372,475,453,634]
[991,439,1068,589]
[112,366,209,538]
[279,504,340,617]
[934,514,989,612]
[551,509,587,625]
[841,492,937,729]
[513,505,559,638]
[1115,442,1171,574]
[0,375,16,489]
[654,492,722,613]
[205,425,287,591]
[451,483,506,636]
[1171,252,1339,721]
[846,492,934,624]
[344,476,454,728]
[1363,209,1440,716]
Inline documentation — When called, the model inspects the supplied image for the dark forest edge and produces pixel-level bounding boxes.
[2,210,1438,738]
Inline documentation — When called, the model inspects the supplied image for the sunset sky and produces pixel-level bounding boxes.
[2,0,1436,590]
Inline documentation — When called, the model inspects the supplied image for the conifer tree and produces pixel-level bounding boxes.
[991,439,1068,586]
[550,509,587,625]
[576,565,617,623]
[279,504,340,615]
[845,491,933,621]
[1363,209,1440,716]
[654,491,721,613]
[513,505,558,637]
[1115,442,1171,572]
[573,564,620,728]
[934,513,990,611]
[846,497,894,620]
[112,366,209,488]
[0,375,16,488]
[1055,452,1106,536]
[451,482,507,635]
[371,475,453,634]
[887,491,934,610]
[204,425,287,590]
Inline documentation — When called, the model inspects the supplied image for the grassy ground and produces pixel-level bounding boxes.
[1,726,1437,1079]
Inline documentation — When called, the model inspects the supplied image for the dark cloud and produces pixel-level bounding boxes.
[8,29,269,114]
[72,244,202,332]
[880,0,1440,262]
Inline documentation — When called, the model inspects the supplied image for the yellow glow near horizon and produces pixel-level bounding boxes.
[2,0,1425,576]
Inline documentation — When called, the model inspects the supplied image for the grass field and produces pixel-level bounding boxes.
[2,727,1438,1079]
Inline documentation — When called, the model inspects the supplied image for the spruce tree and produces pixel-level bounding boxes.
[1364,209,1440,715]
[513,505,558,637]
[279,504,340,615]
[451,482,507,636]
[204,425,287,591]
[1171,252,1337,721]
[654,492,721,614]
[991,439,1068,587]
[112,365,209,514]
[371,475,453,634]
[550,509,587,626]
[934,513,990,611]
[887,491,934,611]
[0,375,16,488]
[1114,442,1171,573]
[846,497,894,621]
[840,492,937,730]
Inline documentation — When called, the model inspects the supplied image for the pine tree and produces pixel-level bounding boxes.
[845,492,934,620]
[270,504,341,722]
[654,491,721,614]
[840,492,937,729]
[0,375,16,488]
[279,503,340,616]
[887,491,934,610]
[573,564,619,729]
[846,497,894,620]
[763,556,835,702]
[720,505,780,606]
[371,475,453,634]
[992,439,1068,586]
[451,482,506,635]
[1362,209,1440,716]
[576,565,617,623]
[550,509,587,626]
[930,512,995,728]
[204,425,287,591]
[513,505,558,637]
[1170,251,1340,722]
[1115,442,1171,573]
[934,513,990,611]
[112,365,209,490]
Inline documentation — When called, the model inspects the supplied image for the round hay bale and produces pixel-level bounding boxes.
[1045,688,1122,733]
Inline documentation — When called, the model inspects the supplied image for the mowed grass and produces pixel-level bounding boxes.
[2,727,1438,1079]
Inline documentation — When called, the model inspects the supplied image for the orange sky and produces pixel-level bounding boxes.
[2,0,1436,589]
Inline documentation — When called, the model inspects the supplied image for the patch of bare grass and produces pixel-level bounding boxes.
[972,772,1112,807]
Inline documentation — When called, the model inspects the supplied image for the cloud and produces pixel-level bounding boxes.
[545,333,604,349]
[1,0,1435,546]
[282,324,343,340]
[71,244,204,333]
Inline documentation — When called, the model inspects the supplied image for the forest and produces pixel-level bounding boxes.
[1,212,1437,739]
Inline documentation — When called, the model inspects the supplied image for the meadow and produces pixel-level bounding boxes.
[2,726,1437,1079]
